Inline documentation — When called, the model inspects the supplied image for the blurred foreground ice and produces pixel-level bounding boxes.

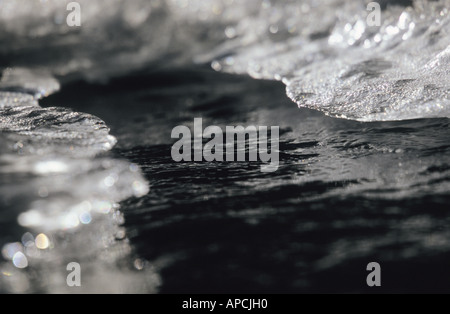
[0,68,159,293]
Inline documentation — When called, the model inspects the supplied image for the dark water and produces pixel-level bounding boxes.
[41,67,450,293]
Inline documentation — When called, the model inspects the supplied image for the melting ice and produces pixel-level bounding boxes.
[0,67,158,293]
[0,0,448,121]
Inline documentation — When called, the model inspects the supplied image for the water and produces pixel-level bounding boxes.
[0,0,449,293]
[41,68,450,293]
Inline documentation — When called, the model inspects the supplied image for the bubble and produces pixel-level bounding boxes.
[225,26,237,39]
[21,233,35,247]
[35,234,50,250]
[134,259,145,271]
[211,61,223,71]
[104,175,116,187]
[12,252,28,269]
[2,243,23,260]
[79,212,92,225]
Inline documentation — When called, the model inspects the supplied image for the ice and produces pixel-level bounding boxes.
[0,68,155,293]
[1,0,448,121]
[0,68,60,98]
[0,92,38,109]
[208,0,450,121]
[0,106,116,157]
